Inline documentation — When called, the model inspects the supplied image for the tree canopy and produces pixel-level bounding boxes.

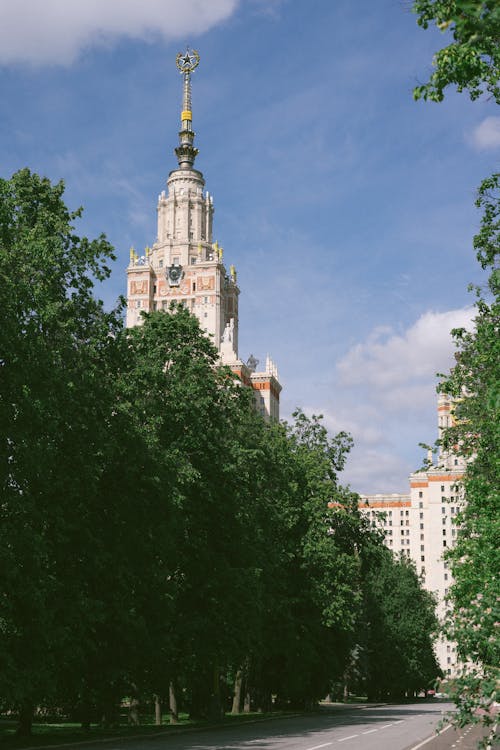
[413,0,500,102]
[0,169,440,733]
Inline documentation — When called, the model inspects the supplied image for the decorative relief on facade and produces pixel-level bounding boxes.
[198,275,215,290]
[130,280,149,295]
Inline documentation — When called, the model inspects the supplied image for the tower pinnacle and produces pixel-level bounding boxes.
[175,47,200,169]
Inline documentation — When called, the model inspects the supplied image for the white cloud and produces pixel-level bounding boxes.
[336,308,474,390]
[0,0,239,66]
[469,116,500,150]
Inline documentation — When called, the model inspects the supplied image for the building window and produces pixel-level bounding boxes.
[442,496,447,502]
[204,296,208,303]
[420,545,424,551]
[419,491,423,498]
[401,520,404,526]
[159,259,163,268]
[420,523,424,530]
[441,485,445,492]
[153,284,157,294]
[192,282,196,291]
[442,507,446,514]
[443,518,447,525]
[444,573,448,581]
[190,256,196,264]
[443,529,447,536]
[420,534,424,540]
[406,529,409,536]
[454,458,458,465]
[401,530,404,536]
[443,540,447,547]
[419,512,424,519]
[419,502,423,509]
[173,256,179,265]
[135,300,141,308]
[405,510,409,516]
[204,312,208,318]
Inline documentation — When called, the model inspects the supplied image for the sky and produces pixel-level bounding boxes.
[1,0,498,494]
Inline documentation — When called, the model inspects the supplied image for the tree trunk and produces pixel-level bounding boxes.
[128,697,139,726]
[16,702,33,737]
[243,690,251,713]
[231,669,243,714]
[154,694,162,725]
[169,681,178,724]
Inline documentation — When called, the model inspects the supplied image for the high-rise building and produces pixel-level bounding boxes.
[126,49,281,420]
[359,394,466,677]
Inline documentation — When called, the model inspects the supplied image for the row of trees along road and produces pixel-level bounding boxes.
[412,0,499,744]
[0,169,441,735]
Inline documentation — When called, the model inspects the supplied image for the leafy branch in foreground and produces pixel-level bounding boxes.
[413,0,500,102]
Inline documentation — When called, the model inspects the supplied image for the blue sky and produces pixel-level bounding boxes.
[1,0,498,493]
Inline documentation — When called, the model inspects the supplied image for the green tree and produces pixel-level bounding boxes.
[412,3,499,740]
[362,550,441,700]
[413,0,500,102]
[437,175,499,738]
[0,168,124,732]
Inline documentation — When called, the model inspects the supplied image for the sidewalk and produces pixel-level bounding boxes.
[408,722,498,750]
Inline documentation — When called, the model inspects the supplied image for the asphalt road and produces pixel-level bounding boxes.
[75,702,459,750]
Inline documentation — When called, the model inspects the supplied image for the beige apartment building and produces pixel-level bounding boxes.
[359,394,466,676]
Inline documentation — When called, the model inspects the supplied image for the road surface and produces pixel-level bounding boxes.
[70,702,472,750]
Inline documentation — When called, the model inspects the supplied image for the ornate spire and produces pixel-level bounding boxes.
[174,47,200,169]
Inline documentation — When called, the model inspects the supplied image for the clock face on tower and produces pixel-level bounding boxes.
[167,264,183,287]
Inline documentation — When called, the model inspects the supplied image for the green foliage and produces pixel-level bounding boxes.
[437,176,499,738]
[0,169,441,729]
[362,551,441,700]
[413,0,500,102]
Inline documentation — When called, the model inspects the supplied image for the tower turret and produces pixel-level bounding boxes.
[174,48,200,169]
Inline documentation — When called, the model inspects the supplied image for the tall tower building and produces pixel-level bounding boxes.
[126,49,281,420]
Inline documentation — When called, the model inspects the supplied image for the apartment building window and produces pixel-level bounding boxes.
[405,510,409,516]
[420,545,425,551]
[419,491,423,498]
[400,511,404,517]
[419,512,424,519]
[443,529,447,536]
[443,540,447,547]
[401,520,404,526]
[441,496,447,502]
[406,530,409,536]
[442,507,446,514]
[441,485,445,492]
[159,259,163,268]
[443,518,447,525]
[420,523,424,530]
[444,573,448,581]
[401,530,405,536]
[135,300,141,308]
[420,534,424,540]
[153,284,157,294]
[421,556,425,562]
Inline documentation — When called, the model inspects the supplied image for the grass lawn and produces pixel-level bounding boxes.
[0,711,285,749]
